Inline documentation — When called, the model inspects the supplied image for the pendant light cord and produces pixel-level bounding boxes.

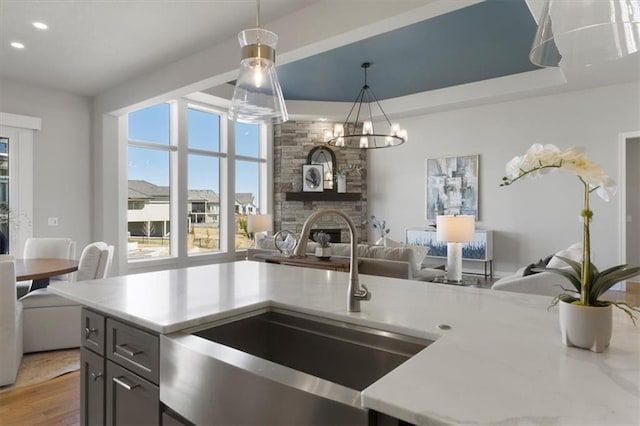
[256,0,261,28]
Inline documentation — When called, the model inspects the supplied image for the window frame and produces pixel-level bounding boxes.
[124,98,270,273]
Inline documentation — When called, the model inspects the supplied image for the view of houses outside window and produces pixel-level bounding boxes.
[127,102,265,260]
[235,122,263,249]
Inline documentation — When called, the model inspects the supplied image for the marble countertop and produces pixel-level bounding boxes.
[50,260,640,425]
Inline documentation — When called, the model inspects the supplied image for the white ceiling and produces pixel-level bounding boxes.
[0,0,316,96]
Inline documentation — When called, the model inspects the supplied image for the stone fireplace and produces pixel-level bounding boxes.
[273,121,368,243]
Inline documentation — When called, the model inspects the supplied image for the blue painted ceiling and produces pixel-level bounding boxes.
[275,0,540,102]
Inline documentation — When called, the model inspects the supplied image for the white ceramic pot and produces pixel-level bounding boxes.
[315,246,331,258]
[337,175,346,193]
[559,299,612,353]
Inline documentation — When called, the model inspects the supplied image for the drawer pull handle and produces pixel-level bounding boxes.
[84,327,97,338]
[112,376,140,391]
[115,344,142,357]
[90,372,103,381]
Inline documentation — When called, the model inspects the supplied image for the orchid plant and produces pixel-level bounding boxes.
[501,144,640,322]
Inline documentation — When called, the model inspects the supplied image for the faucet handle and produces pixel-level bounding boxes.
[353,284,371,301]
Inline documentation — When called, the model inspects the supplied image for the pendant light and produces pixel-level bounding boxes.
[530,0,640,68]
[325,63,407,149]
[229,0,288,124]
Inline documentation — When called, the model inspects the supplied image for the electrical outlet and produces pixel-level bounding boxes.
[48,217,58,226]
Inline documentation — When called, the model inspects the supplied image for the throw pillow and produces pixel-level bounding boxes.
[383,237,402,248]
[383,238,427,271]
[547,243,582,269]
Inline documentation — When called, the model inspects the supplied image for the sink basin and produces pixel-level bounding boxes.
[160,308,432,425]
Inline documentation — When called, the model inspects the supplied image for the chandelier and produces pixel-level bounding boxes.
[325,63,407,149]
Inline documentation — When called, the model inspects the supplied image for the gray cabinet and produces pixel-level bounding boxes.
[106,360,159,425]
[80,308,161,425]
[80,347,105,425]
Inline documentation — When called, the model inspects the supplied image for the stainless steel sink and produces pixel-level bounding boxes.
[161,308,432,425]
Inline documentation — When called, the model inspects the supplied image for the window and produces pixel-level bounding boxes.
[0,137,9,254]
[127,103,173,260]
[125,100,268,266]
[187,108,221,254]
[235,122,265,249]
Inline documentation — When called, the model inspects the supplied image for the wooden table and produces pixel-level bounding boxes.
[15,258,79,291]
[253,253,351,272]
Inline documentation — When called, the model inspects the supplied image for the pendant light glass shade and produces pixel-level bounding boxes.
[326,63,407,149]
[530,0,640,68]
[229,28,289,124]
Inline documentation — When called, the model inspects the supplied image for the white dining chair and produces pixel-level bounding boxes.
[19,242,114,353]
[0,256,23,386]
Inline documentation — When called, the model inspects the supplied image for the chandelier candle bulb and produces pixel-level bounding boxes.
[362,121,373,135]
[385,136,393,146]
[336,137,344,147]
[360,137,369,148]
[334,124,344,137]
[390,123,400,136]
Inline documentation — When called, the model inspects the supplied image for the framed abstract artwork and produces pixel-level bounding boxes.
[302,164,324,192]
[426,154,479,220]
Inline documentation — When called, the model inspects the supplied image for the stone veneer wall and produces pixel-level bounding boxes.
[273,121,368,243]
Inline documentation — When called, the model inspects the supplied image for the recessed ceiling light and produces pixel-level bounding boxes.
[32,22,49,30]
[10,42,25,49]
[317,118,327,122]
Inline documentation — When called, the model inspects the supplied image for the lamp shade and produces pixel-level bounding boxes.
[229,28,288,124]
[247,214,273,233]
[436,215,475,243]
[530,0,640,68]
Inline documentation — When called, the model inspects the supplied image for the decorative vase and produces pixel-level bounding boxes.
[337,175,346,193]
[315,246,331,259]
[559,299,612,353]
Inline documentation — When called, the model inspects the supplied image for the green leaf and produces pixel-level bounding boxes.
[591,266,640,300]
[542,266,582,293]
[554,256,582,278]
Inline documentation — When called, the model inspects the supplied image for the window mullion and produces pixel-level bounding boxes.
[223,116,234,254]
[175,99,189,265]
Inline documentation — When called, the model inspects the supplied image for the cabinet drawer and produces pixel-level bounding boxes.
[106,318,159,384]
[106,360,159,426]
[82,308,106,355]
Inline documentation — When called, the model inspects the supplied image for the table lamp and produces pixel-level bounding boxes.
[436,215,475,282]
[247,214,273,246]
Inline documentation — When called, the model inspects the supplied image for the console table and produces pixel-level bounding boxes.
[406,228,494,278]
[253,253,351,272]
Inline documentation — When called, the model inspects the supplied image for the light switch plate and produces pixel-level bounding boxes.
[48,217,58,226]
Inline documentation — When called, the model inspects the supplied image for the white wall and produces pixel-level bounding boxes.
[0,78,92,252]
[368,82,640,275]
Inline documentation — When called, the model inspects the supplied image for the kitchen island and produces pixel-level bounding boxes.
[50,260,640,425]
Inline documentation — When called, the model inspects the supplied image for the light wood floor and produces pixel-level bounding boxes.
[1,284,637,425]
[0,371,80,426]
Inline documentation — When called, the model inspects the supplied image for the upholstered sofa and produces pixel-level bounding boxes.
[248,237,445,281]
[491,243,582,297]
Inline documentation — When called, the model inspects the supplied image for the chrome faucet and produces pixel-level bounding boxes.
[293,209,371,312]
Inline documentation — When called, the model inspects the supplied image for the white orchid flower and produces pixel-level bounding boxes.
[505,156,524,179]
[594,175,617,202]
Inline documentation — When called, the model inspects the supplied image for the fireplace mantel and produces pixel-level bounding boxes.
[284,192,361,202]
